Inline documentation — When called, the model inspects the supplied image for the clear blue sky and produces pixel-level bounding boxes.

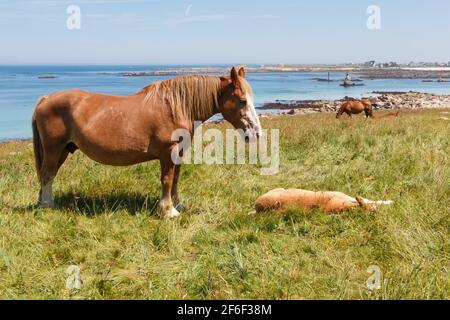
[1,0,449,65]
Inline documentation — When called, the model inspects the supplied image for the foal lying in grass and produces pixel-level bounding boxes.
[254,188,393,214]
[373,111,400,119]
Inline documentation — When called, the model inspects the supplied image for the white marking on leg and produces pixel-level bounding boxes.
[159,199,181,219]
[361,198,393,205]
[167,206,181,219]
[245,94,262,138]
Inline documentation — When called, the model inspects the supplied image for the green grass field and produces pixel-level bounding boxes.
[0,109,449,300]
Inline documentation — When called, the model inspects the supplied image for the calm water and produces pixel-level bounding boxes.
[1,65,450,140]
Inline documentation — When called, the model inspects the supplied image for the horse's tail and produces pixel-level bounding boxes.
[32,96,47,184]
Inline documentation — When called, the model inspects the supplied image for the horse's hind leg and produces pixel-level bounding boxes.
[171,165,187,212]
[158,156,181,219]
[38,145,68,208]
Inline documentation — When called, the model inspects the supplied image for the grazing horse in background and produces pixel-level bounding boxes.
[32,67,261,218]
[336,99,373,119]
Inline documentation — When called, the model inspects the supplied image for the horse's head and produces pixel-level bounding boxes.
[219,67,262,140]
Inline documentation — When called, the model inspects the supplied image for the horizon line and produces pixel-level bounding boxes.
[1,61,449,67]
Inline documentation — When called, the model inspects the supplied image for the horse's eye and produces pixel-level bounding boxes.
[240,99,247,105]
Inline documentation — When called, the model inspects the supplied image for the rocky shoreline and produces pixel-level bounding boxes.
[259,92,450,117]
[119,66,450,79]
[356,69,450,79]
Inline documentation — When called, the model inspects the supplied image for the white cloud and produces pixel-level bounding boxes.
[185,4,193,16]
[164,12,279,27]
[165,14,237,26]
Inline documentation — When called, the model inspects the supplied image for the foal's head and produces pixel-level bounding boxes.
[219,67,262,140]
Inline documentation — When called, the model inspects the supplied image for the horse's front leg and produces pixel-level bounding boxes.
[158,157,181,219]
[171,164,187,212]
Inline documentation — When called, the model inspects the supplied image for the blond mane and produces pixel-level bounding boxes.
[140,75,222,121]
[140,75,254,122]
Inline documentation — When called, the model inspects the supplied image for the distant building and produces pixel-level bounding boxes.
[376,62,399,68]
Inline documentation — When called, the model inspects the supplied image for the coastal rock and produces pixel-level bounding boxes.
[260,92,450,116]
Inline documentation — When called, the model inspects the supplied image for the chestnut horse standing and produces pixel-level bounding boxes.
[336,99,373,119]
[32,67,261,218]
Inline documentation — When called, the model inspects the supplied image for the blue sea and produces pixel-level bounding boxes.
[1,65,450,140]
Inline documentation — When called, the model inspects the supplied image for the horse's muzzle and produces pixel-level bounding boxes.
[244,128,262,142]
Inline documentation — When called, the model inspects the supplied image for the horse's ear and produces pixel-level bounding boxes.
[238,67,245,78]
[230,67,238,85]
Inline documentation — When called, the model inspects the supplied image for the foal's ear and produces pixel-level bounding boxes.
[238,67,245,78]
[230,67,239,85]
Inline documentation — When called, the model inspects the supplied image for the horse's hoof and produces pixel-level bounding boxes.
[165,207,181,219]
[37,201,54,209]
[157,203,181,219]
[175,203,188,212]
